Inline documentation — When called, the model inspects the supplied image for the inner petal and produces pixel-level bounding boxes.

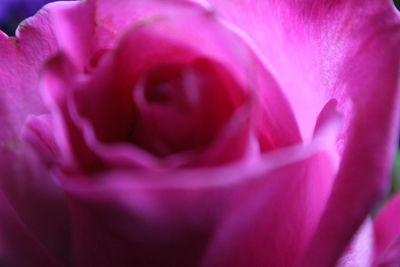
[131,58,245,157]
[145,63,185,104]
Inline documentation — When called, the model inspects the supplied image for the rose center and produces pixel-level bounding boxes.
[130,58,242,157]
[145,66,181,103]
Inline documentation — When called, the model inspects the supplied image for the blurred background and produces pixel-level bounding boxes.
[396,0,400,10]
[0,0,399,197]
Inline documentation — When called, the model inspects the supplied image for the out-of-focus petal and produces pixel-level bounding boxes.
[0,173,64,267]
[61,151,335,267]
[58,97,340,267]
[44,0,96,70]
[373,194,400,266]
[337,220,374,267]
[44,1,300,170]
[40,52,104,173]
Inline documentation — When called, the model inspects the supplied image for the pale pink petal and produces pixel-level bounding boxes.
[337,220,374,267]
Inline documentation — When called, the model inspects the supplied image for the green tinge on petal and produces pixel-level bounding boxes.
[391,150,400,195]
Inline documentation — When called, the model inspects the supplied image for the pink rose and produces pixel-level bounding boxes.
[1,0,400,266]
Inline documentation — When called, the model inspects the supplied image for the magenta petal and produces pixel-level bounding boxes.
[299,31,400,267]
[0,3,76,265]
[196,102,340,266]
[2,1,398,267]
[0,158,70,265]
[40,53,79,169]
[337,220,374,267]
[64,183,223,267]
[373,194,400,266]
[41,53,104,173]
[45,1,96,70]
[61,151,335,267]
[0,189,63,267]
[0,2,60,142]
[59,99,341,267]
[67,2,300,168]
[1,116,70,265]
[200,152,336,267]
[202,0,400,265]
[23,114,59,165]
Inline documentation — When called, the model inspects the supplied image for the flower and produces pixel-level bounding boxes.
[0,0,400,266]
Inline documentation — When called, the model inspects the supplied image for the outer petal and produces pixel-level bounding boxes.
[46,0,230,69]
[58,99,341,267]
[0,3,57,142]
[200,152,336,267]
[62,141,336,267]
[203,0,400,265]
[300,10,400,267]
[373,194,400,266]
[337,220,374,267]
[0,2,73,265]
[0,187,63,267]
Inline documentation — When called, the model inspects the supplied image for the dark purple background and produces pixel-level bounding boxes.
[395,0,400,10]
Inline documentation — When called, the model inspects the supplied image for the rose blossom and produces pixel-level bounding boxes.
[0,0,400,266]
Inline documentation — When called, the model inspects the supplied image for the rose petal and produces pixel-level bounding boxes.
[61,143,335,267]
[0,188,63,267]
[0,2,74,264]
[57,98,340,267]
[202,1,400,265]
[199,152,336,267]
[41,52,105,173]
[373,194,400,266]
[55,3,299,170]
[300,21,400,267]
[0,1,60,142]
[61,152,334,267]
[337,220,374,267]
[44,0,96,70]
[98,0,303,150]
